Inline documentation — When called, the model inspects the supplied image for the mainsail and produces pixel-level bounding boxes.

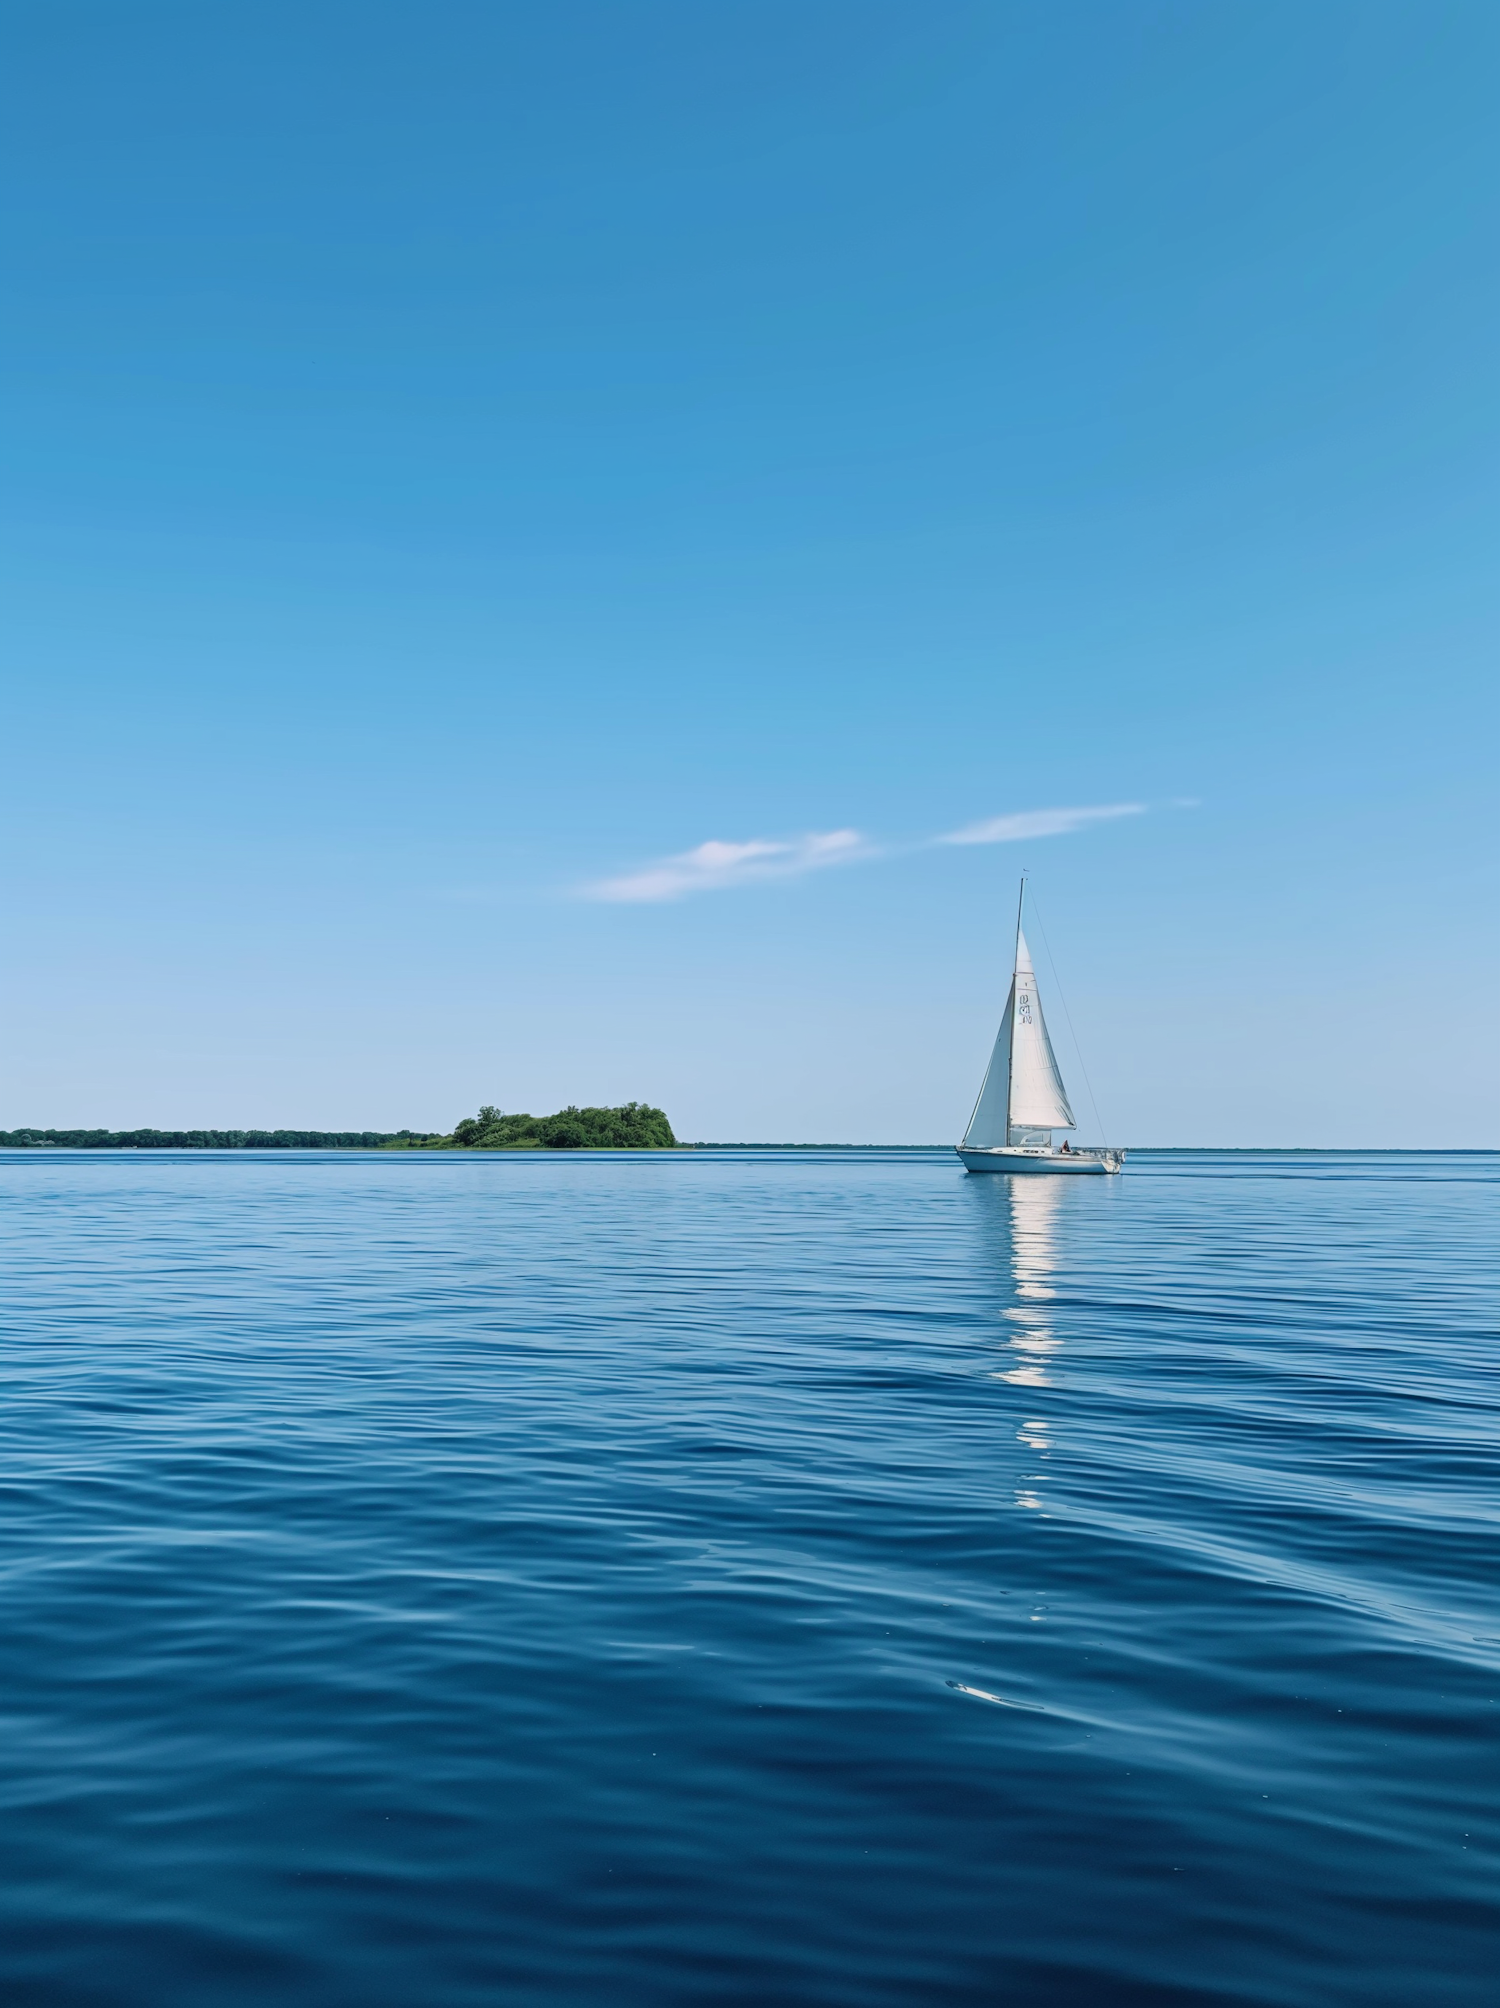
[961,923,1075,1147]
[1008,930,1074,1128]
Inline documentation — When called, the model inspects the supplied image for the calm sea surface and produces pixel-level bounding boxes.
[1,1148,1495,2006]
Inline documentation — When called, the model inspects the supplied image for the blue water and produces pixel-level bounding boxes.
[1,1149,1495,2006]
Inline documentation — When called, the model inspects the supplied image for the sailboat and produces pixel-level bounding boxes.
[956,881,1124,1175]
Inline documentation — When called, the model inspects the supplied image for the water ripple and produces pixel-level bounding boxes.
[0,1148,1494,2005]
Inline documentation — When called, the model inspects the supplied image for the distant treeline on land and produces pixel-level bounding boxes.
[0,1104,678,1151]
[0,1128,417,1149]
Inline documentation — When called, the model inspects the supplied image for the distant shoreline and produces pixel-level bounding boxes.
[0,1140,1488,1154]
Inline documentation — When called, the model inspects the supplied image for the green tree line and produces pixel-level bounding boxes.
[439,1103,676,1150]
[0,1129,420,1149]
[0,1106,678,1150]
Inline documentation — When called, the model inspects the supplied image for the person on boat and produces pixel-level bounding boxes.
[1059,1139,1070,1153]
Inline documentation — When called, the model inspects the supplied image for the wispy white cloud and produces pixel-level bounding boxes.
[582,801,1150,903]
[586,828,871,903]
[938,803,1145,846]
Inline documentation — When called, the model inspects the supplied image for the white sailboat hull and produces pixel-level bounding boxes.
[956,1146,1124,1176]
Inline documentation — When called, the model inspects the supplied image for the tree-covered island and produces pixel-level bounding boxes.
[418,1102,677,1149]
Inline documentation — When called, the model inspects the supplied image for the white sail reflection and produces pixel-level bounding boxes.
[999,1175,1065,1388]
[1014,1418,1052,1511]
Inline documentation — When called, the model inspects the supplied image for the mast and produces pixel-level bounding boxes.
[1005,875,1026,1139]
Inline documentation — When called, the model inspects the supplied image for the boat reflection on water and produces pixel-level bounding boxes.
[967,1171,1101,1514]
[999,1174,1065,1387]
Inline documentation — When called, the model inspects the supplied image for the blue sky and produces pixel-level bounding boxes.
[2,1,1495,1143]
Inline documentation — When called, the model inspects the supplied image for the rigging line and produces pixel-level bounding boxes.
[1027,887,1110,1150]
